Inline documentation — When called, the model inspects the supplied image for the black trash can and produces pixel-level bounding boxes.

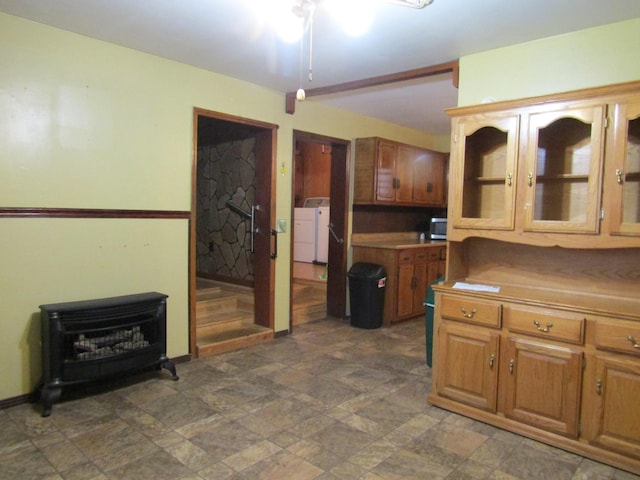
[347,262,386,329]
[424,276,445,367]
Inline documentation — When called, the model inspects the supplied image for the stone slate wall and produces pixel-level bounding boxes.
[196,137,256,283]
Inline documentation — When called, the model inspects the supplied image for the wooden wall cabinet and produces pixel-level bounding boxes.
[354,137,448,207]
[430,81,640,475]
[448,86,640,247]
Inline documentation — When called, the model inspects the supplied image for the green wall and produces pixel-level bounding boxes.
[458,17,640,106]
[3,11,639,402]
[0,12,441,400]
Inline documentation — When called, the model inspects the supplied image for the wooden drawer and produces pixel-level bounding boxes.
[504,306,585,344]
[440,294,502,328]
[398,249,414,265]
[595,318,640,357]
[427,248,441,261]
[415,250,430,263]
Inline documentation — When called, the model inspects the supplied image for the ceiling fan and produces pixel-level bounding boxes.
[290,0,435,100]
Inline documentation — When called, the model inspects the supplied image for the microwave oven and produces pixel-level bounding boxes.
[430,217,447,240]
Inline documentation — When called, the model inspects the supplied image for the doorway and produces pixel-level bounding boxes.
[190,108,277,357]
[291,131,350,329]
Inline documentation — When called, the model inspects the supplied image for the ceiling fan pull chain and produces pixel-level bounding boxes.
[308,9,313,82]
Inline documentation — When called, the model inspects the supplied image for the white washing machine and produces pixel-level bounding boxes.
[294,198,330,264]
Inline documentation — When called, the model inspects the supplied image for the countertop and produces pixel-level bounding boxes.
[351,232,446,250]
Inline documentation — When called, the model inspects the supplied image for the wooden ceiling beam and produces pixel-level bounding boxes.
[285,59,458,114]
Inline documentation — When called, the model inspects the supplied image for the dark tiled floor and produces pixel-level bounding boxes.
[2,317,639,480]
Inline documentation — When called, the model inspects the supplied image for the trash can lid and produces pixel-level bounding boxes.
[347,262,386,278]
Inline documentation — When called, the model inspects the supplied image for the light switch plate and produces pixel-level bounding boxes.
[276,219,287,233]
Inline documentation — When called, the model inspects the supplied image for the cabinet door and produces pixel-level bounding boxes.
[436,322,500,412]
[606,97,640,236]
[584,354,640,459]
[450,114,519,230]
[412,250,429,315]
[414,150,447,206]
[503,337,583,438]
[396,250,415,318]
[375,140,398,203]
[395,145,415,203]
[523,105,606,233]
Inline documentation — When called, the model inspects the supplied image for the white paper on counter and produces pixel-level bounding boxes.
[452,282,501,293]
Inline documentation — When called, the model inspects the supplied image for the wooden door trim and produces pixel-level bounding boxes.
[291,131,350,330]
[190,109,277,356]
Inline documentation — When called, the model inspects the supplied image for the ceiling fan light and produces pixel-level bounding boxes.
[387,0,434,8]
[324,0,377,37]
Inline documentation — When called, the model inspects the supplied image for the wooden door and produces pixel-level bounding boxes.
[436,322,500,411]
[605,97,640,236]
[395,145,415,203]
[327,141,349,318]
[396,250,415,319]
[523,104,605,234]
[503,337,582,437]
[450,114,519,230]
[253,128,276,329]
[414,149,447,206]
[584,354,640,458]
[375,140,397,202]
[412,249,428,316]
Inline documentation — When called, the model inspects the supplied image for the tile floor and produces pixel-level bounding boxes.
[2,317,639,480]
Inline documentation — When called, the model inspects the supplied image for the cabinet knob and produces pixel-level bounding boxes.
[460,307,477,318]
[628,335,640,349]
[533,320,554,333]
[596,378,602,395]
[489,353,495,368]
[509,359,515,374]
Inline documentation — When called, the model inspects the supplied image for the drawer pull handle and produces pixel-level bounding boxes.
[616,168,623,185]
[533,320,553,332]
[509,359,515,374]
[527,172,533,187]
[460,307,477,318]
[506,172,513,186]
[596,378,602,395]
[489,354,495,368]
[628,336,640,349]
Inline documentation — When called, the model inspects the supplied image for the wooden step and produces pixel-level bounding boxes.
[196,324,273,357]
[196,291,239,323]
[292,298,327,325]
[196,309,254,335]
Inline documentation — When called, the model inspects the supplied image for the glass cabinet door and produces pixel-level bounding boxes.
[607,99,640,235]
[451,114,519,230]
[523,105,606,233]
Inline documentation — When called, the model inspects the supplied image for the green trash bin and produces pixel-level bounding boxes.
[424,276,445,367]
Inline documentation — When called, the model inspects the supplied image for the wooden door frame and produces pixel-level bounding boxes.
[290,130,350,329]
[190,108,278,356]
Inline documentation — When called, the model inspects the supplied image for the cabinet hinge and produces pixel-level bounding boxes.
[579,422,583,435]
[604,116,609,129]
[453,134,458,144]
[600,208,605,220]
[582,357,587,370]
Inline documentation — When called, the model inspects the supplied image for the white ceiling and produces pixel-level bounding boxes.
[2,0,640,136]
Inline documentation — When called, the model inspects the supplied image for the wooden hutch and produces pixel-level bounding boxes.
[428,81,640,474]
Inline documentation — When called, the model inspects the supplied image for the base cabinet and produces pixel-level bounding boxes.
[583,354,640,459]
[435,322,500,411]
[503,337,583,438]
[353,243,445,325]
[429,288,640,475]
